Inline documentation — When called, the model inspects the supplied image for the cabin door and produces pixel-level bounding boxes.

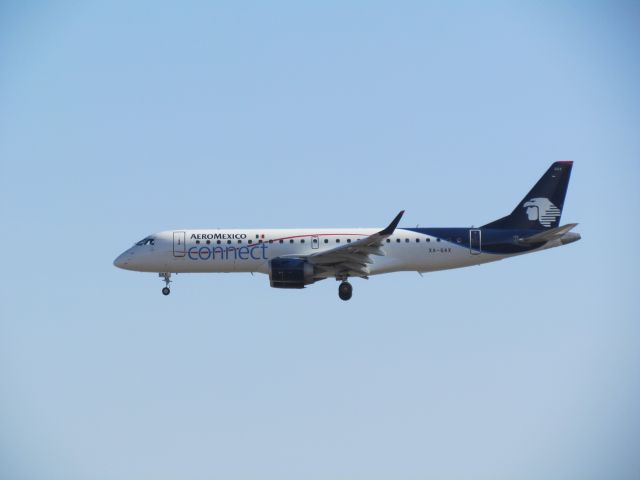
[469,229,481,255]
[173,231,186,257]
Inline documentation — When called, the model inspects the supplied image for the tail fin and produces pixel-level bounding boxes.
[483,161,573,230]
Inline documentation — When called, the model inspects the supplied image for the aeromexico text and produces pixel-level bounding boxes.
[191,233,247,240]
[187,232,265,261]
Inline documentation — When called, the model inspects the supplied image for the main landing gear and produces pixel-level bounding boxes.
[338,281,353,301]
[160,272,171,296]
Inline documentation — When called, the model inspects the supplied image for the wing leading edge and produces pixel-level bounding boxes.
[304,211,405,279]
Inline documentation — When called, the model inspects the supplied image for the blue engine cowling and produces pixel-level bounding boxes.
[269,258,315,289]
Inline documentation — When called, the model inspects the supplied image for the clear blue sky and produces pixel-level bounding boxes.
[1,1,639,479]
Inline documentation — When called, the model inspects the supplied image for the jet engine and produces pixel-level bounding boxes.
[269,258,315,289]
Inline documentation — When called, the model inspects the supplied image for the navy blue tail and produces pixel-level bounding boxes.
[483,161,573,230]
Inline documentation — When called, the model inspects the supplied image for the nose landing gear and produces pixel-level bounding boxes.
[338,281,353,301]
[159,272,172,295]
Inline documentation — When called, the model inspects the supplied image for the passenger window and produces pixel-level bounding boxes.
[347,239,351,243]
[206,240,211,245]
[324,239,329,243]
[290,239,294,244]
[405,238,409,243]
[248,240,253,244]
[396,238,401,243]
[279,239,283,244]
[386,239,390,243]
[416,239,420,243]
[301,239,305,243]
[259,240,263,243]
[269,239,273,244]
[238,239,242,244]
[437,238,441,242]
[336,239,340,243]
[227,240,232,244]
[217,240,221,245]
[196,240,200,244]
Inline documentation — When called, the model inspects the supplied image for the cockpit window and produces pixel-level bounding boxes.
[135,237,155,246]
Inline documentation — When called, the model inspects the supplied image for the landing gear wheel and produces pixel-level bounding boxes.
[159,272,172,296]
[338,281,353,301]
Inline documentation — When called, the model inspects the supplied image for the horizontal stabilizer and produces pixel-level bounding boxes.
[517,223,578,245]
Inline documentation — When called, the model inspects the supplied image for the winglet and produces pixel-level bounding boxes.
[380,210,405,236]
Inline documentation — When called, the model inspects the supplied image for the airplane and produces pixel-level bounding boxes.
[113,161,580,300]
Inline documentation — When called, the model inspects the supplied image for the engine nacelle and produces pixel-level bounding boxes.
[269,258,315,289]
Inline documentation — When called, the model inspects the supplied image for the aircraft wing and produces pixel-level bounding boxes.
[301,210,404,278]
[517,223,579,245]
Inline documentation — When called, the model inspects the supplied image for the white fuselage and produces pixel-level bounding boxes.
[114,227,521,276]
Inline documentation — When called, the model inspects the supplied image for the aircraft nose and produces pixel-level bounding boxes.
[113,252,130,269]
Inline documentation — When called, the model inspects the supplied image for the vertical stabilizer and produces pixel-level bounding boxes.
[483,161,573,230]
